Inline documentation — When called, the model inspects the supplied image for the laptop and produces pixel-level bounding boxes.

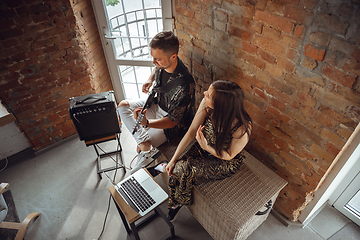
[105,168,168,216]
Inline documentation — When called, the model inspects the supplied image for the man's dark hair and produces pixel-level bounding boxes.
[149,31,179,56]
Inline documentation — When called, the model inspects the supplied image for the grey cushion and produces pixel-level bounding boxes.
[0,194,8,223]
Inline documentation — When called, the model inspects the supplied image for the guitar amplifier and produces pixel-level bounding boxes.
[69,91,121,141]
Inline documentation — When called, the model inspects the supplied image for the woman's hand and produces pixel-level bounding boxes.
[166,161,176,176]
[196,125,208,150]
[133,108,148,127]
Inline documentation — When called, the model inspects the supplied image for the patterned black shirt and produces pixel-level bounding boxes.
[153,57,196,141]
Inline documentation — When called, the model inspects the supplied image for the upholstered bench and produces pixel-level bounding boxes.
[157,139,287,240]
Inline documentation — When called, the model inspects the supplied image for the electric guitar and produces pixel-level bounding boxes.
[132,89,157,135]
[131,76,190,135]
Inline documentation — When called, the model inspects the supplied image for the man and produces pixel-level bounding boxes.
[118,31,195,173]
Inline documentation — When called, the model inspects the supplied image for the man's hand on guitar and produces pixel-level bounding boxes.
[134,108,148,127]
[143,68,156,93]
[142,81,152,93]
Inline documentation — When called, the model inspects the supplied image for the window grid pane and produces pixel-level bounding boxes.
[106,1,163,100]
[119,65,153,99]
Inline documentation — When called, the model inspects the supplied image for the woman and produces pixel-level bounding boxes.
[155,80,252,221]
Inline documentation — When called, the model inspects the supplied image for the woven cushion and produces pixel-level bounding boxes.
[195,151,287,225]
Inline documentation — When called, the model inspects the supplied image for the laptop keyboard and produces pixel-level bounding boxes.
[121,177,156,212]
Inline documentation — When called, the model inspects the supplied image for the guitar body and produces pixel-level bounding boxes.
[132,90,157,134]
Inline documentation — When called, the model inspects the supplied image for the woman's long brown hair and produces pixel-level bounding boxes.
[210,80,252,157]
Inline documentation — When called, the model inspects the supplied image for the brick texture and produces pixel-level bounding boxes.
[175,0,360,222]
[0,0,112,150]
[304,44,326,61]
[1,0,359,225]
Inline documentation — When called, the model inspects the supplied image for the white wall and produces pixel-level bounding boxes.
[299,123,360,225]
[0,103,8,116]
[0,102,30,159]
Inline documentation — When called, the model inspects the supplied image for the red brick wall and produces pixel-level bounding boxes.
[0,0,112,150]
[175,0,360,221]
[70,0,113,92]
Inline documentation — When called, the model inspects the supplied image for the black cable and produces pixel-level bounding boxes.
[72,114,131,170]
[97,141,122,240]
[71,111,127,239]
[0,157,9,172]
[97,192,113,240]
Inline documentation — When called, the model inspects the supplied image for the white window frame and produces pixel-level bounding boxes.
[91,0,174,102]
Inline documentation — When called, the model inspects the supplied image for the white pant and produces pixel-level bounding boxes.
[118,99,168,147]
